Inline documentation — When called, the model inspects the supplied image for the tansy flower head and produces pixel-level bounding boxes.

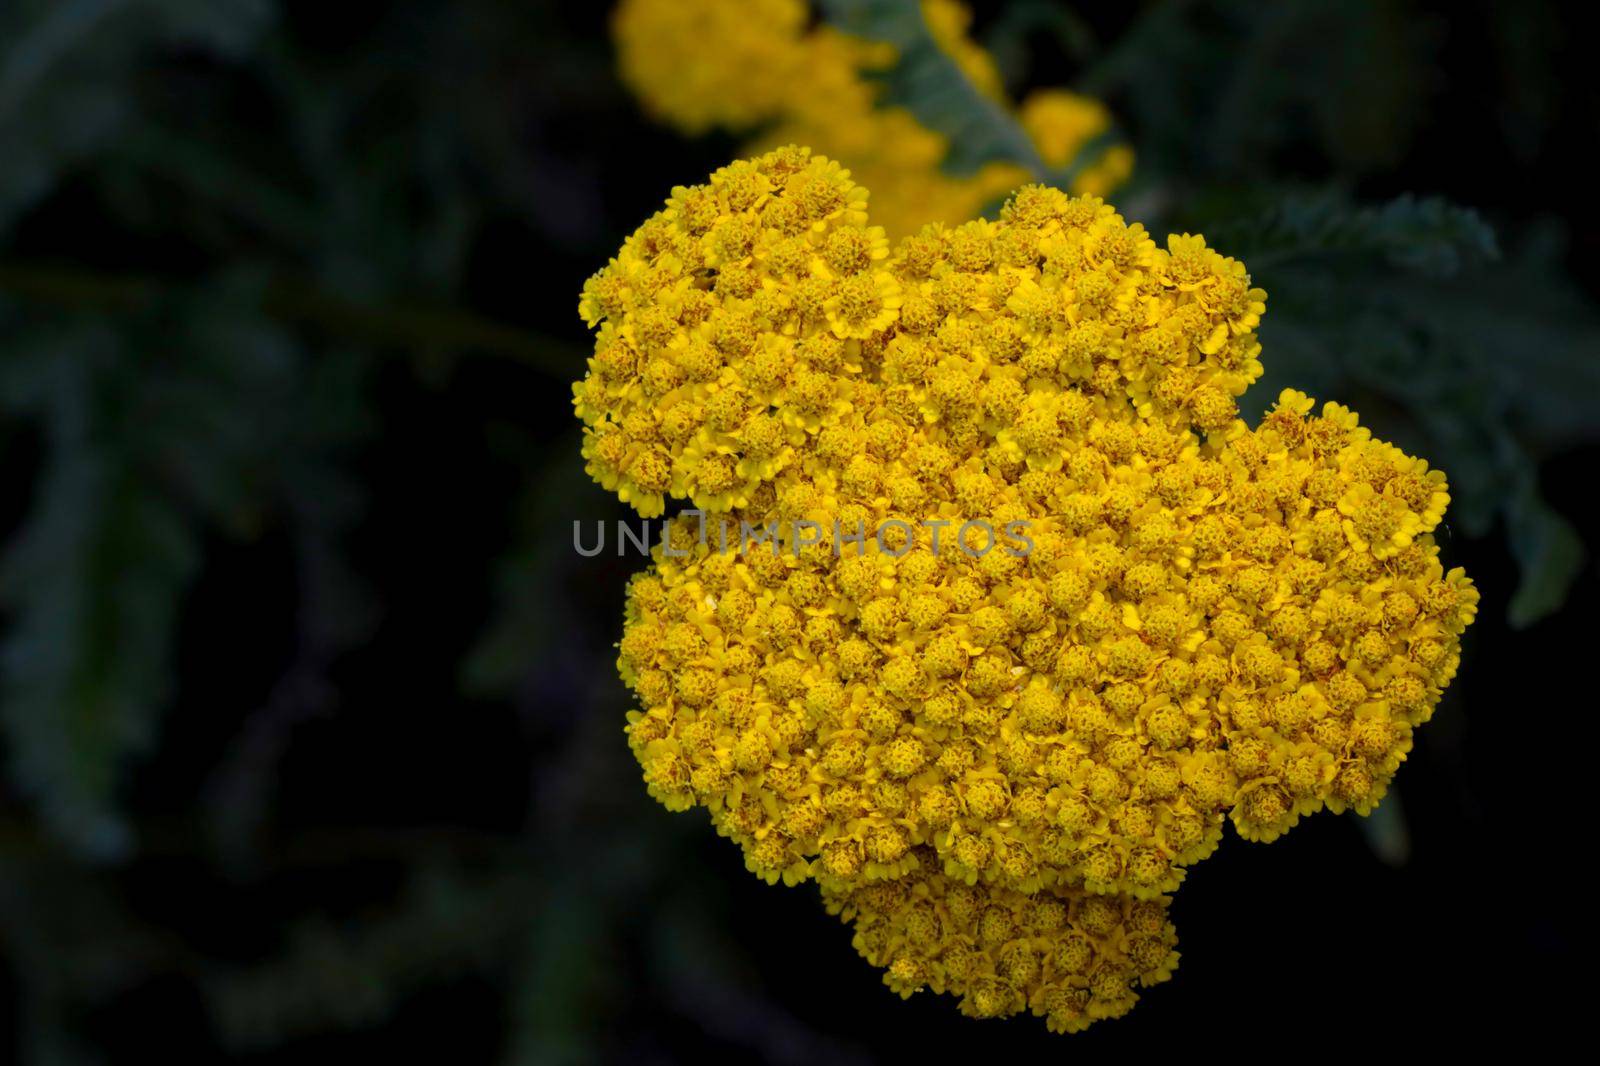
[579,152,1476,1033]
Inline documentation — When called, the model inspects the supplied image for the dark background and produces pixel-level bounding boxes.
[0,1,1594,1061]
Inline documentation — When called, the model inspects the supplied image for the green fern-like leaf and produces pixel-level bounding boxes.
[818,0,1054,179]
[0,321,196,856]
[1217,190,1499,276]
[0,276,366,855]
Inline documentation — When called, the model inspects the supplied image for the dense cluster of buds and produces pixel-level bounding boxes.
[574,147,1476,1030]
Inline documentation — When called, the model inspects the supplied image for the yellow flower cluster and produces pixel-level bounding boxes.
[575,147,1477,1030]
[612,0,1133,239]
[826,864,1179,1032]
[612,0,812,135]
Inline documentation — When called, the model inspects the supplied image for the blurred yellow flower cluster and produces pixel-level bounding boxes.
[612,0,813,135]
[573,147,1476,1031]
[612,0,1133,240]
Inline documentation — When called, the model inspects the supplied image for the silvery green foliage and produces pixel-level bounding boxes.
[0,0,571,865]
[819,0,1108,183]
[818,0,1027,168]
[0,317,200,858]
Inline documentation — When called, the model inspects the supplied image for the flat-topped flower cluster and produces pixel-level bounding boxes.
[573,146,1476,1031]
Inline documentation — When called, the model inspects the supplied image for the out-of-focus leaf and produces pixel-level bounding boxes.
[0,274,372,856]
[0,323,197,857]
[1505,481,1585,630]
[506,884,609,1066]
[1355,793,1411,867]
[0,0,274,229]
[1216,190,1498,277]
[818,0,1053,179]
